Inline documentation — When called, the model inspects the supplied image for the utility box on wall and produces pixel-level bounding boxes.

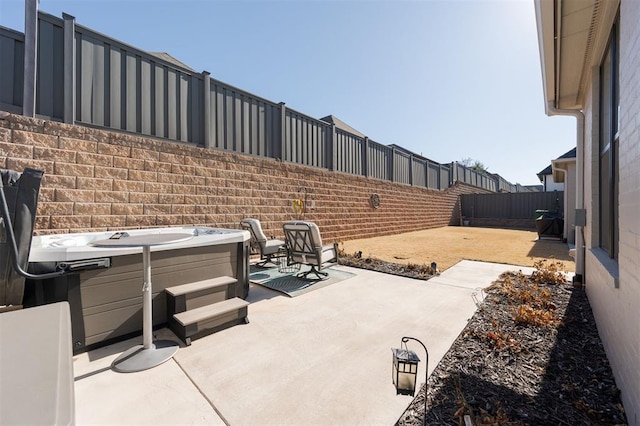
[574,209,586,227]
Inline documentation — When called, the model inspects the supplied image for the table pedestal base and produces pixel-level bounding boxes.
[111,340,179,373]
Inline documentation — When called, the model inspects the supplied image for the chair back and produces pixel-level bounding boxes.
[240,218,268,249]
[283,221,323,266]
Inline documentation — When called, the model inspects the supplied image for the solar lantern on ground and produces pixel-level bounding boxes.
[391,337,429,422]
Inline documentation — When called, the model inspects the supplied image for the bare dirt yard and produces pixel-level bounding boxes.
[339,226,575,273]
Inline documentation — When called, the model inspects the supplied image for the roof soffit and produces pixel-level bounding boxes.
[554,0,620,110]
[556,0,597,109]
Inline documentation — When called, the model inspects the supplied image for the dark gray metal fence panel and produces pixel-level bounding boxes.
[74,24,203,143]
[284,108,328,168]
[367,140,390,180]
[36,14,64,120]
[439,164,450,190]
[457,166,464,183]
[393,150,411,185]
[209,90,280,157]
[427,162,440,189]
[334,129,364,176]
[208,79,280,156]
[460,191,564,219]
[411,157,426,187]
[450,162,458,183]
[78,31,104,125]
[2,12,523,195]
[489,177,497,192]
[189,76,203,145]
[452,161,499,191]
[0,27,24,112]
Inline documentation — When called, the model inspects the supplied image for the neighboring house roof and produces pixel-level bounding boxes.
[319,115,366,138]
[537,165,552,181]
[149,52,196,73]
[388,144,438,164]
[537,147,576,182]
[319,116,443,164]
[557,147,576,159]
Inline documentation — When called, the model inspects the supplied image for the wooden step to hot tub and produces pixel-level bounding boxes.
[170,297,249,346]
[165,276,248,345]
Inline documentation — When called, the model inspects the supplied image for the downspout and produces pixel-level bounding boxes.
[546,102,585,281]
[552,163,569,242]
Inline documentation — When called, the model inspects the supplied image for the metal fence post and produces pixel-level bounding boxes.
[451,162,456,186]
[279,102,286,161]
[202,71,211,149]
[23,0,39,117]
[408,154,413,186]
[363,136,369,178]
[63,13,75,124]
[426,161,431,189]
[390,146,396,183]
[328,123,336,171]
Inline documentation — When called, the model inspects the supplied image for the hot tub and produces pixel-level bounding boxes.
[25,227,250,353]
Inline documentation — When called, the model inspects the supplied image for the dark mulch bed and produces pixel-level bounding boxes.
[392,263,628,426]
[338,252,437,280]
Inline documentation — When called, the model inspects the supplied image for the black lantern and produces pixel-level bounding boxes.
[391,347,420,396]
[391,337,429,422]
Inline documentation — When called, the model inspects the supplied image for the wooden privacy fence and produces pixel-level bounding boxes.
[0,5,521,194]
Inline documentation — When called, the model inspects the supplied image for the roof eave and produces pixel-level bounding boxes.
[534,0,557,115]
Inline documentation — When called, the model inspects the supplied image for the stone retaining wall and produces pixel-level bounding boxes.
[0,113,487,242]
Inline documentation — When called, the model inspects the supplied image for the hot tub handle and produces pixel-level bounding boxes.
[57,258,111,272]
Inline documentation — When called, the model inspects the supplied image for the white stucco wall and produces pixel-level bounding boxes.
[542,175,564,192]
[581,2,640,424]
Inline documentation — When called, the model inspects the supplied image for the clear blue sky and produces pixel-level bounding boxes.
[1,0,576,186]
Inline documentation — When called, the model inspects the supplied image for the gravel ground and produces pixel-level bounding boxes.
[340,253,627,425]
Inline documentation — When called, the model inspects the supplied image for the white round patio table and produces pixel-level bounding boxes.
[91,232,193,373]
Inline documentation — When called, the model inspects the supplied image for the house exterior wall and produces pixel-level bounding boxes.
[562,163,576,244]
[0,113,485,244]
[581,1,640,423]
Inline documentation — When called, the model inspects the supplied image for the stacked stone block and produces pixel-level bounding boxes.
[0,113,485,242]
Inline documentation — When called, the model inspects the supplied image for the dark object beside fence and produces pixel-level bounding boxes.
[535,211,564,240]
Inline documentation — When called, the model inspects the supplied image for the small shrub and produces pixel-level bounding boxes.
[485,317,520,352]
[531,259,568,284]
[513,304,557,327]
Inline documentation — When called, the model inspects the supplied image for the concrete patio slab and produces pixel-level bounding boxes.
[73,331,225,425]
[429,260,536,289]
[72,261,531,425]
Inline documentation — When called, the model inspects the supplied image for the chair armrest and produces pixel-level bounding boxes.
[319,243,338,265]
